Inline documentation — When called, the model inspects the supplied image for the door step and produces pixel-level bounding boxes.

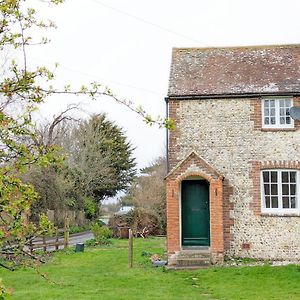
[168,249,211,269]
[177,257,210,267]
[179,249,211,257]
[165,265,209,270]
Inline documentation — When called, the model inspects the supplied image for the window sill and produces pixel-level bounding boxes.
[261,127,296,132]
[261,213,300,217]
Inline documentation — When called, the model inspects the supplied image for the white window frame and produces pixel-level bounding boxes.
[261,97,294,129]
[261,169,300,215]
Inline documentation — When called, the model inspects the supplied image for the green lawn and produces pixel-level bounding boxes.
[1,238,300,299]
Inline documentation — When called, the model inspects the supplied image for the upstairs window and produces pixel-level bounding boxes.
[261,170,299,214]
[262,98,293,128]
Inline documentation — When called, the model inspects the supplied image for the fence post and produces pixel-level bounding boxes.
[43,235,46,252]
[128,229,133,268]
[55,227,59,251]
[64,217,70,249]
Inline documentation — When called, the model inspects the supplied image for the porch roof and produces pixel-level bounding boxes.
[165,151,223,181]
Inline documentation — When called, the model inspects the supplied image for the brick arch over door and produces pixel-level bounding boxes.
[165,151,225,263]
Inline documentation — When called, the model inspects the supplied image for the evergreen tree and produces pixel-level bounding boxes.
[64,113,136,202]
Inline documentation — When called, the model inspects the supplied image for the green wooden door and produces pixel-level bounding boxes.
[181,180,210,246]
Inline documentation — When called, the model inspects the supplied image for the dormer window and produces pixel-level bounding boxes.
[262,97,293,128]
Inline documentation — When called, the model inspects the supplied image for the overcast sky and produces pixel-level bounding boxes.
[30,0,300,169]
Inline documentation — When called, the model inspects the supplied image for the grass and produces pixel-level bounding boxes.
[1,238,300,299]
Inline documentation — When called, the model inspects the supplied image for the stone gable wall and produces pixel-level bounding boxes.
[168,97,300,260]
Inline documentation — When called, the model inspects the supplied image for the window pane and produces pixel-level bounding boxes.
[290,172,296,183]
[279,99,285,107]
[270,100,275,107]
[271,184,278,195]
[282,172,289,183]
[264,108,269,116]
[282,184,289,195]
[279,108,285,116]
[283,197,290,208]
[290,184,296,195]
[291,197,296,209]
[271,171,277,183]
[280,117,285,124]
[271,197,278,208]
[286,116,291,124]
[263,171,270,183]
[270,117,276,124]
[264,184,270,195]
[264,117,269,125]
[264,100,270,107]
[270,108,276,116]
[265,196,270,208]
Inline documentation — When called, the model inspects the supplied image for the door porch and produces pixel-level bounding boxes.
[165,151,225,264]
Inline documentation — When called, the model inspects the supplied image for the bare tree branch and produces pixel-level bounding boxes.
[45,104,81,147]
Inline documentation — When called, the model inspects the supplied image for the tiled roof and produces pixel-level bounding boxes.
[168,45,300,97]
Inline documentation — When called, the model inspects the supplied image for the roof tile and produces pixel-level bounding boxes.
[168,45,300,96]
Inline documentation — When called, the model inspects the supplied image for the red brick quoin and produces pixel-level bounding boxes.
[165,151,225,263]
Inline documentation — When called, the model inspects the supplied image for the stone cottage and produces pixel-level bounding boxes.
[165,45,300,266]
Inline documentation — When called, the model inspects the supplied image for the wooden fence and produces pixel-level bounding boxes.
[29,217,70,253]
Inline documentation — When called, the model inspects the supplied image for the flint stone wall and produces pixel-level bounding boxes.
[170,98,300,260]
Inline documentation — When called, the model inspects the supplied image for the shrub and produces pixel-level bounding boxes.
[85,238,97,247]
[83,197,98,220]
[91,223,112,245]
[69,224,90,235]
